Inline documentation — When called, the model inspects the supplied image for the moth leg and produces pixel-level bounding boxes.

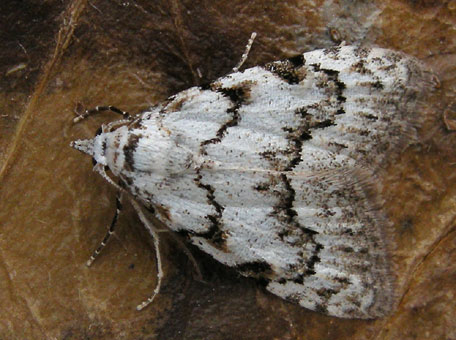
[86,191,123,267]
[129,199,164,311]
[231,32,257,73]
[73,105,131,123]
[92,164,202,306]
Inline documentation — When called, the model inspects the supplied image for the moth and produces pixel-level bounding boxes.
[71,37,436,319]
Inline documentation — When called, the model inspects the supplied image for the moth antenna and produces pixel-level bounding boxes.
[86,192,123,267]
[73,105,131,124]
[232,32,257,73]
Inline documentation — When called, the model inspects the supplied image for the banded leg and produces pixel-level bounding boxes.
[74,105,131,123]
[232,32,257,73]
[86,192,123,267]
[92,164,202,308]
[129,199,164,311]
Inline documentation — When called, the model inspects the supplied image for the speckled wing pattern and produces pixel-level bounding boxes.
[85,46,435,318]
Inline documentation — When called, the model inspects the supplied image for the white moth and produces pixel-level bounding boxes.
[71,38,436,319]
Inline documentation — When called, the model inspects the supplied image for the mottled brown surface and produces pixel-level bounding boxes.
[0,0,455,339]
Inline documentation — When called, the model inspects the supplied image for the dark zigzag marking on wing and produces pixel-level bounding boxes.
[200,85,250,150]
[277,174,322,280]
[268,66,355,311]
[282,123,312,172]
[310,64,347,109]
[264,174,338,313]
[259,113,336,172]
[277,67,348,283]
[191,167,225,245]
[284,66,347,171]
[254,66,350,285]
[258,64,346,172]
[192,83,253,246]
[255,173,323,283]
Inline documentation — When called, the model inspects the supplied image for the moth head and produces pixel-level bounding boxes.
[70,126,108,166]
